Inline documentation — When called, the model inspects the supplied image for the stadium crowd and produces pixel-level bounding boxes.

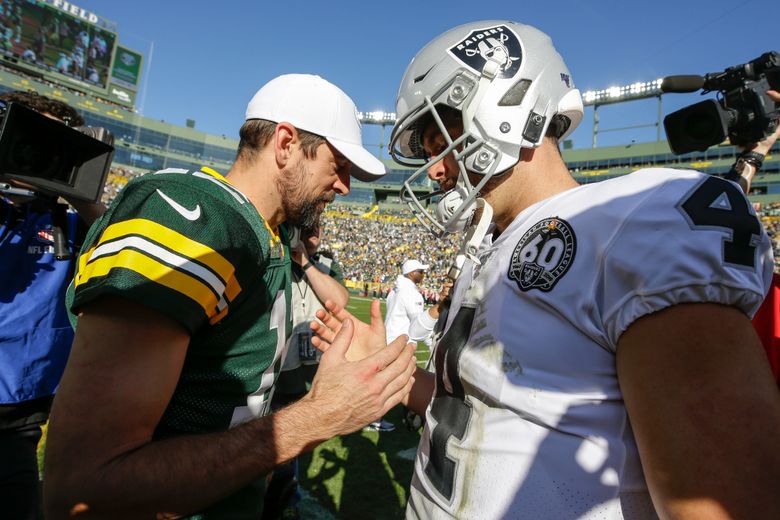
[760,201,780,255]
[317,206,463,300]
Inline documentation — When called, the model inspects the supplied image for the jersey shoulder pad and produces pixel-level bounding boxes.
[598,168,773,347]
[71,169,265,333]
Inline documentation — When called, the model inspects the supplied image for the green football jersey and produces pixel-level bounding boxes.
[68,166,292,519]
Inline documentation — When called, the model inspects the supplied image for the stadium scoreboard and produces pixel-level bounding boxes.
[0,0,142,109]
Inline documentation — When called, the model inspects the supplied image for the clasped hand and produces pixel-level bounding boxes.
[305,300,416,436]
[311,299,391,362]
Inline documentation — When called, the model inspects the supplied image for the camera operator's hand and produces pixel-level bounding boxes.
[744,90,780,156]
[733,90,780,193]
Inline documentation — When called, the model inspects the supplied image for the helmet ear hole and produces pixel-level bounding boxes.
[555,89,584,140]
[499,79,532,107]
[547,114,571,139]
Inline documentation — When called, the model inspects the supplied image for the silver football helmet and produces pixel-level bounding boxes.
[390,20,584,236]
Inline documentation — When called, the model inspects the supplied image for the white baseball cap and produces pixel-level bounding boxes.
[245,74,386,182]
[402,259,430,275]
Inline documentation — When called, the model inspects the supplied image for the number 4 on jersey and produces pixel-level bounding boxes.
[679,176,762,268]
[424,306,476,502]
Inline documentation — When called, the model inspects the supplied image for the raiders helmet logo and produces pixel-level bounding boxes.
[448,24,522,79]
[508,217,576,292]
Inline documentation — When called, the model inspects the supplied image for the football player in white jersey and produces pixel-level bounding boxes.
[313,20,780,520]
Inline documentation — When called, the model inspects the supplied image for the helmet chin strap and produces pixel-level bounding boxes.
[447,198,494,281]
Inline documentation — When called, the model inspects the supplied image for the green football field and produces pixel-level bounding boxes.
[295,296,427,519]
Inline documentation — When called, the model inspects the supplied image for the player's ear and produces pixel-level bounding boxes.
[274,122,298,168]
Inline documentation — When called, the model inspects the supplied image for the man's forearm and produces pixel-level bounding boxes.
[402,367,435,416]
[306,265,348,307]
[45,397,334,519]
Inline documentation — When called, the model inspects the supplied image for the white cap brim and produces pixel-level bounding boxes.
[326,136,386,182]
[402,260,430,274]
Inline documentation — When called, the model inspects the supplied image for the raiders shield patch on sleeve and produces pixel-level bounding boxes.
[508,217,576,292]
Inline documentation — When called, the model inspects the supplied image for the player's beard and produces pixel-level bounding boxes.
[278,158,335,230]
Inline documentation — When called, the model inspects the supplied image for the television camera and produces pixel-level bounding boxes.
[0,101,114,203]
[662,51,780,155]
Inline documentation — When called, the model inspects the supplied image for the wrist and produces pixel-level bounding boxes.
[295,391,344,440]
[739,150,765,170]
[726,151,764,184]
[268,397,332,457]
[303,260,315,271]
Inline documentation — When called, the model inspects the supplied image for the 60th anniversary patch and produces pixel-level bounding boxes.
[508,217,576,292]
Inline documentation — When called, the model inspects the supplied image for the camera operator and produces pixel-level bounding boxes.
[0,91,105,520]
[726,89,780,193]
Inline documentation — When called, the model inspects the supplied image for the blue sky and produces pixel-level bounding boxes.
[75,0,775,151]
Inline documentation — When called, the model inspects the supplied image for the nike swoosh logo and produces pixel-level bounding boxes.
[156,189,201,221]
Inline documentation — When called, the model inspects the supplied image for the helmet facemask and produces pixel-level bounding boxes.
[390,21,584,238]
[391,70,503,238]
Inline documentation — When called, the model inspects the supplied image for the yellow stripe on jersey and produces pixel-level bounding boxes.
[77,248,221,318]
[209,306,229,325]
[78,243,97,277]
[201,166,229,183]
[262,219,283,257]
[77,218,241,302]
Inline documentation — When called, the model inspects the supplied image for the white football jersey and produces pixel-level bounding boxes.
[407,168,773,519]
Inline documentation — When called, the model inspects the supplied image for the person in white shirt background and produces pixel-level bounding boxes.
[366,259,430,432]
[385,259,430,344]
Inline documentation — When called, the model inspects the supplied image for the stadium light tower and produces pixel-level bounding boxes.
[358,111,397,158]
[358,111,397,124]
[581,79,664,147]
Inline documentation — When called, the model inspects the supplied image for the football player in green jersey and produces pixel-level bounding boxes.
[43,75,417,519]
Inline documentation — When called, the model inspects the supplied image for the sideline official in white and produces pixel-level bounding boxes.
[385,259,430,344]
